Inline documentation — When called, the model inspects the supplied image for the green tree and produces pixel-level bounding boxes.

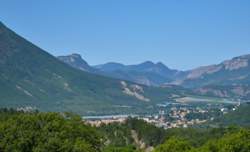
[0,112,102,152]
[154,137,192,152]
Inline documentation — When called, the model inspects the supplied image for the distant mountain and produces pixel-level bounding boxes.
[94,62,125,72]
[172,54,250,89]
[58,53,95,72]
[58,54,182,86]
[0,21,188,115]
[57,52,250,100]
[59,52,250,100]
[94,61,181,86]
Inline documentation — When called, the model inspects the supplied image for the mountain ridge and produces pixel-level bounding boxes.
[58,53,96,72]
[175,54,250,88]
[58,52,250,99]
[60,53,250,88]
[59,54,182,86]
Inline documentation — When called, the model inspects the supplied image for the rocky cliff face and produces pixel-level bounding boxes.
[223,55,249,71]
[58,54,95,72]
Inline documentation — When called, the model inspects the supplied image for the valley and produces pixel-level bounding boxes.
[1,1,250,151]
[1,21,250,116]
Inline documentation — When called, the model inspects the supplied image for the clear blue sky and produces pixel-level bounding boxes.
[0,0,250,70]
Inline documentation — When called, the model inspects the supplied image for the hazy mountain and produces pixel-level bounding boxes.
[94,62,125,72]
[59,52,250,99]
[58,54,182,86]
[94,61,181,86]
[57,50,250,100]
[0,22,188,115]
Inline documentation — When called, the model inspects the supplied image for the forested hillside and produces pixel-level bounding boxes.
[210,103,250,127]
[100,118,250,152]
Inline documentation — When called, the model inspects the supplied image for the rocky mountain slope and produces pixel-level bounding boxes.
[171,54,250,99]
[174,54,250,88]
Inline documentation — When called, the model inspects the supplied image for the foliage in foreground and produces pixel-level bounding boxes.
[0,109,250,152]
[153,128,250,152]
[0,110,102,152]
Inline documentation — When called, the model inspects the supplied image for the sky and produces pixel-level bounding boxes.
[0,0,250,70]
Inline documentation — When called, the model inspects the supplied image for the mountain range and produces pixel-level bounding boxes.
[58,54,185,86]
[58,53,250,99]
[0,22,190,115]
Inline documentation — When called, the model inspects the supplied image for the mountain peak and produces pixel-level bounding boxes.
[94,62,125,72]
[0,21,5,28]
[105,62,124,66]
[70,53,82,59]
[156,61,164,65]
[236,54,250,60]
[58,53,83,60]
[142,61,154,65]
[57,53,94,72]
[156,62,168,68]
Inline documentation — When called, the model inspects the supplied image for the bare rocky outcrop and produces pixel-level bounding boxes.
[131,130,154,152]
[58,53,95,72]
[223,57,248,71]
[121,81,150,102]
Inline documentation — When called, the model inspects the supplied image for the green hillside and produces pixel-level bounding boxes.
[211,103,250,127]
[0,22,188,115]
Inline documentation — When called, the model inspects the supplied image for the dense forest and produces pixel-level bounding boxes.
[0,109,249,152]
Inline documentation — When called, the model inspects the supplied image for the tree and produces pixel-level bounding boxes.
[0,112,102,152]
[154,137,192,152]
